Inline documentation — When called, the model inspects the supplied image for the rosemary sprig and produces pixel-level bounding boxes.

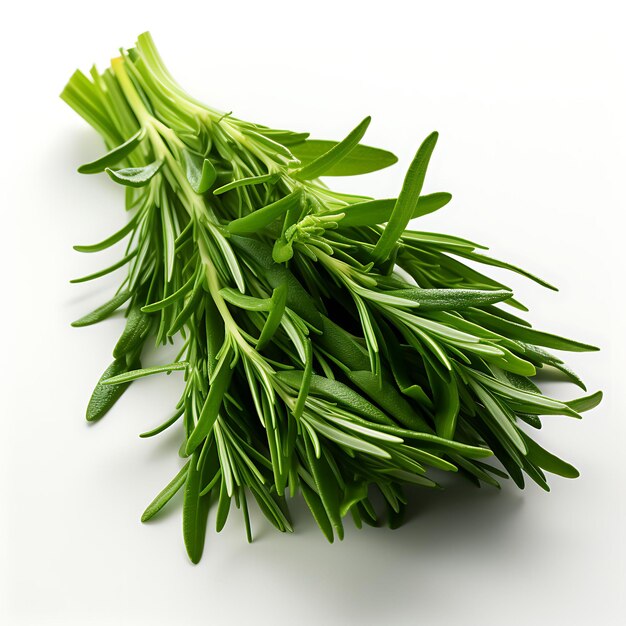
[62,32,601,563]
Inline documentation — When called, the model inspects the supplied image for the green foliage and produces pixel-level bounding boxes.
[63,32,601,563]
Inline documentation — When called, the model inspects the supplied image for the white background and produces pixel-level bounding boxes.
[1,1,624,624]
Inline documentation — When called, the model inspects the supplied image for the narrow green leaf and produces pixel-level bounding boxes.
[199,469,222,497]
[382,332,434,409]
[186,354,233,455]
[373,131,438,263]
[213,173,279,196]
[242,128,294,159]
[78,128,145,174]
[470,380,527,454]
[293,117,372,180]
[139,407,184,438]
[215,476,232,532]
[205,295,226,380]
[347,370,431,432]
[401,445,457,472]
[220,288,272,312]
[226,189,302,234]
[304,437,344,540]
[518,413,543,429]
[469,369,580,417]
[522,458,550,491]
[71,290,131,327]
[141,461,190,521]
[73,210,141,253]
[182,450,211,563]
[306,415,390,458]
[229,236,323,328]
[522,434,579,479]
[69,249,137,283]
[469,309,599,352]
[387,288,512,311]
[113,307,152,358]
[452,455,502,488]
[293,339,313,420]
[240,487,253,543]
[457,250,558,291]
[103,361,187,385]
[324,414,403,443]
[256,283,288,350]
[386,500,407,529]
[300,480,334,542]
[167,278,204,336]
[520,343,586,390]
[566,390,603,413]
[276,371,393,426]
[291,136,397,177]
[430,367,460,439]
[141,274,195,313]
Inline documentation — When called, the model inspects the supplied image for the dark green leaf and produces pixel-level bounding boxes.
[86,358,136,422]
[113,307,152,358]
[229,236,323,328]
[522,434,579,479]
[468,309,599,352]
[386,288,512,311]
[429,367,460,439]
[304,437,344,540]
[276,371,392,426]
[182,450,211,563]
[300,480,334,542]
[215,476,232,532]
[185,354,233,455]
[347,370,431,432]
[339,481,368,518]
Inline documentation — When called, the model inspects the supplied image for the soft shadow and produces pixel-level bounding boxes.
[401,471,519,524]
[202,476,526,625]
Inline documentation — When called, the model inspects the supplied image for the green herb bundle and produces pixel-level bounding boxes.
[62,33,601,563]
